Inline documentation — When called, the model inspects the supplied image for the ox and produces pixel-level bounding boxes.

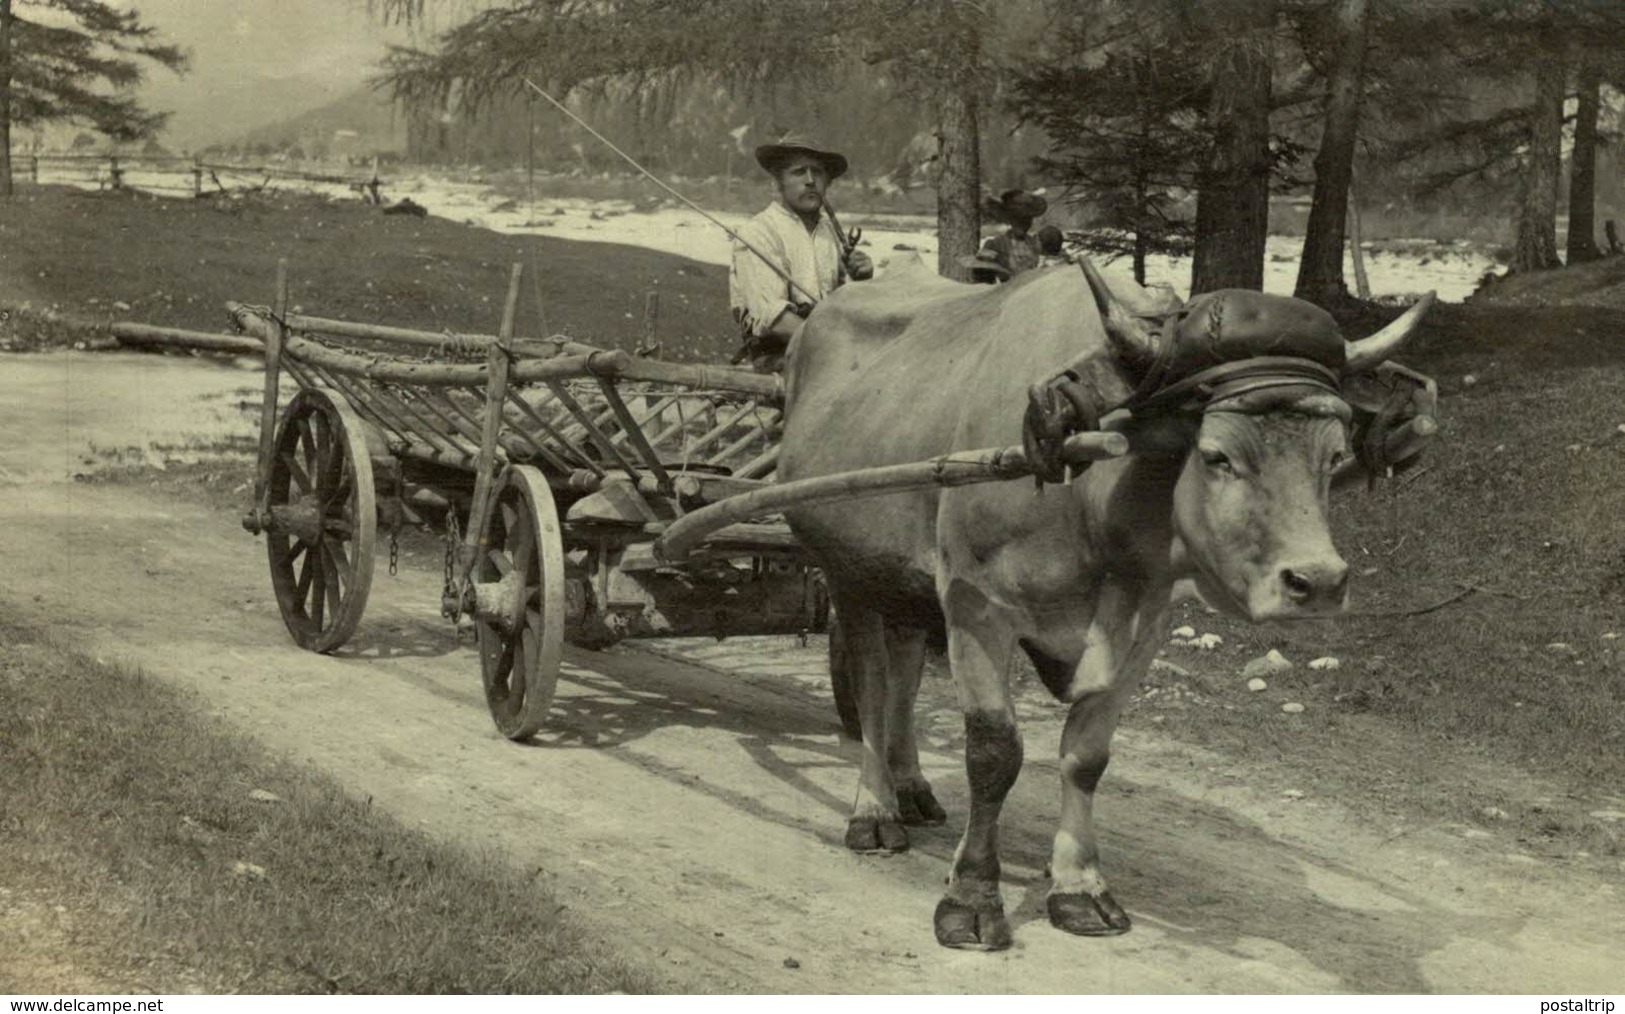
[778,255,1431,950]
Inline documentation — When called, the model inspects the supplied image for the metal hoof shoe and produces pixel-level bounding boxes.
[1047,891,1133,937]
[844,816,909,854]
[933,896,1013,951]
[897,786,948,827]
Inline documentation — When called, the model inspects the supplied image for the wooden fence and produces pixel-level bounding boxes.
[9,151,384,202]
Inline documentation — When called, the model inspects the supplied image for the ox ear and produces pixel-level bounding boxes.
[1077,256,1160,371]
[1344,291,1436,374]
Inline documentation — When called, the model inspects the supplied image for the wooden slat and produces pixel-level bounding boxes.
[686,401,760,462]
[710,423,773,472]
[544,380,643,480]
[304,363,420,453]
[510,386,601,463]
[504,388,601,476]
[596,377,671,489]
[322,369,475,462]
[733,445,780,481]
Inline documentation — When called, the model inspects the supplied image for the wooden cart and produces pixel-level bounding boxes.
[197,260,827,740]
[118,259,1431,741]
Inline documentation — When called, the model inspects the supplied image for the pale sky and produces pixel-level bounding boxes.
[106,0,428,147]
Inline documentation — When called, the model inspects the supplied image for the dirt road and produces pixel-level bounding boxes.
[2,353,1621,993]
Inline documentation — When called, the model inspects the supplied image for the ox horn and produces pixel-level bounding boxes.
[1077,256,1160,371]
[1344,291,1436,374]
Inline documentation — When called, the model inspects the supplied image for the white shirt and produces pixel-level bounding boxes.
[729,201,845,337]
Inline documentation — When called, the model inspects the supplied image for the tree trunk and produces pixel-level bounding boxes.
[1294,0,1369,307]
[1348,169,1370,299]
[1133,51,1150,287]
[1191,1,1276,294]
[1133,208,1148,286]
[1566,54,1602,265]
[935,79,981,281]
[1,0,14,199]
[1511,47,1565,274]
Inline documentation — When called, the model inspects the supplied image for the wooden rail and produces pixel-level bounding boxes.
[111,322,262,356]
[232,305,783,402]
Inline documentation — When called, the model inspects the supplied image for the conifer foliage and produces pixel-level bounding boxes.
[0,0,187,196]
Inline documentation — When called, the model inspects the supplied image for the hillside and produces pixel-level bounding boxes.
[233,86,408,160]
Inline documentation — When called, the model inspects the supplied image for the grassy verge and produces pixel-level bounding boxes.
[74,454,260,515]
[1117,354,1625,859]
[0,610,654,994]
[0,186,737,361]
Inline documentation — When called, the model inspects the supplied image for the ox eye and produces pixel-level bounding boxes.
[1201,449,1236,475]
[1329,450,1349,471]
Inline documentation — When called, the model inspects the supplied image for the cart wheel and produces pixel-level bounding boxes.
[265,389,377,653]
[477,465,566,741]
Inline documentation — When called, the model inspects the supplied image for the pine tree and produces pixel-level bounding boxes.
[1293,0,1370,307]
[1012,14,1203,286]
[0,0,186,197]
[371,0,1047,280]
[1566,52,1603,265]
[1189,0,1277,294]
[1511,28,1565,274]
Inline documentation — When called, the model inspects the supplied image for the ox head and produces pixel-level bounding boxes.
[1079,260,1433,621]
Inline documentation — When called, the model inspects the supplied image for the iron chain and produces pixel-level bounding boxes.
[389,528,399,577]
[444,511,460,596]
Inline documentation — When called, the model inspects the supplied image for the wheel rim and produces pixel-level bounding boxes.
[265,389,376,653]
[477,465,565,740]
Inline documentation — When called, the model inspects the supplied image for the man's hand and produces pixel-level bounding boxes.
[846,249,875,281]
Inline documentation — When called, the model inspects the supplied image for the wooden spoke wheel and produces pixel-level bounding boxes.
[265,389,377,653]
[476,465,566,741]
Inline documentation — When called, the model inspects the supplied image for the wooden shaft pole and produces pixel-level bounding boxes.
[654,432,1131,564]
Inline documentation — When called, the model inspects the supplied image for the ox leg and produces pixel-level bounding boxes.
[883,623,947,827]
[1044,584,1168,937]
[1046,684,1137,936]
[934,580,1021,951]
[835,593,909,855]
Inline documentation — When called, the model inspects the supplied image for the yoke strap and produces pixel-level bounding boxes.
[1122,356,1342,416]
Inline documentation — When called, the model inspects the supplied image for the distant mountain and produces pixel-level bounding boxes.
[231,85,406,158]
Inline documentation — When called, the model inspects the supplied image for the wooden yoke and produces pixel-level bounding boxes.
[252,260,289,516]
[459,263,525,595]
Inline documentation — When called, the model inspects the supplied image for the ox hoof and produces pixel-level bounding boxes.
[1047,891,1132,937]
[934,896,1012,951]
[897,785,948,827]
[845,815,909,854]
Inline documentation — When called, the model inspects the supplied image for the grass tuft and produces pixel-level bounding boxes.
[0,612,652,994]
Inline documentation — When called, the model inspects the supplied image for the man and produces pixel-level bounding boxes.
[730,133,874,372]
[959,248,1012,285]
[1036,224,1067,266]
[978,188,1048,279]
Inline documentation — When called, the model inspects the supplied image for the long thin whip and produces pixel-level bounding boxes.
[522,77,819,306]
